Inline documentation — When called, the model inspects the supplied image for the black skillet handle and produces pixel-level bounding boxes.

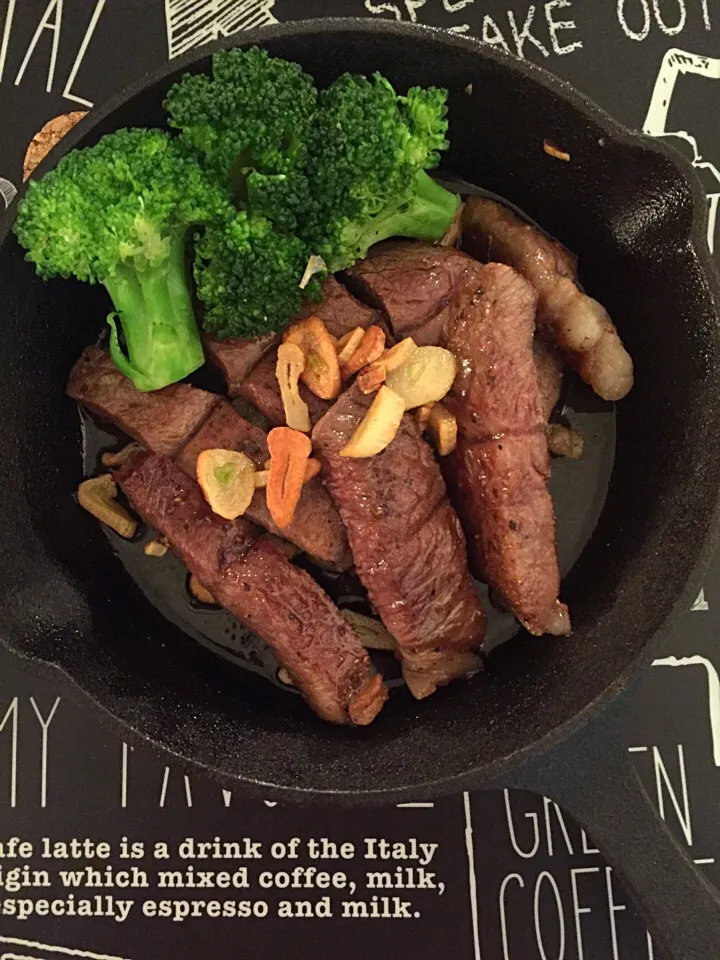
[502,689,720,960]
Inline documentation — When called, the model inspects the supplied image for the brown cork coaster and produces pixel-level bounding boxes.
[24,111,87,180]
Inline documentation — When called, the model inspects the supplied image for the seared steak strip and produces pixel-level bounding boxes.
[344,241,572,627]
[68,349,351,570]
[313,385,486,699]
[462,196,633,401]
[203,331,280,396]
[295,275,380,338]
[212,277,381,422]
[345,240,482,346]
[116,451,387,725]
[236,350,330,427]
[178,402,352,571]
[443,263,570,636]
[68,347,220,456]
[204,279,375,396]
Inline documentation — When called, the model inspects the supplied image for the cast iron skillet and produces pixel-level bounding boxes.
[1,19,720,958]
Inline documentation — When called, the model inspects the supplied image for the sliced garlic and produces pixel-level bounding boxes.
[385,346,457,410]
[276,341,311,433]
[342,610,396,651]
[77,474,137,539]
[340,386,405,458]
[427,403,458,456]
[196,449,256,520]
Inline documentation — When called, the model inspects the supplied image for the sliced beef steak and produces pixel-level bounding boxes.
[462,196,633,401]
[67,347,219,456]
[313,386,485,699]
[346,241,483,346]
[116,452,386,725]
[443,263,570,636]
[204,332,280,396]
[69,350,351,570]
[235,350,330,427]
[178,402,352,571]
[211,277,380,413]
[295,275,380,338]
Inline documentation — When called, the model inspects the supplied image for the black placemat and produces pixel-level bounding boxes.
[1,2,719,958]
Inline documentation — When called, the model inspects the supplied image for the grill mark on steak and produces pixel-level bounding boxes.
[443,263,570,637]
[313,385,486,699]
[116,451,387,725]
[345,241,483,346]
[67,347,220,456]
[178,401,352,572]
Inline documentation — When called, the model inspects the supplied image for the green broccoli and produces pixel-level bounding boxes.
[194,212,318,340]
[303,73,460,272]
[15,127,233,391]
[164,47,317,231]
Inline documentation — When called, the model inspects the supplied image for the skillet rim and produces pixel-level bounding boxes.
[1,18,719,803]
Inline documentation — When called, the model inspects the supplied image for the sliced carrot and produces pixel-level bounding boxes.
[276,341,311,432]
[336,327,365,366]
[266,427,313,528]
[254,457,321,489]
[357,361,387,394]
[283,315,341,400]
[341,325,386,380]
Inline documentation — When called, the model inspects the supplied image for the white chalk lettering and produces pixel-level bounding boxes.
[617,0,651,39]
[29,697,60,809]
[499,873,525,960]
[570,867,600,960]
[482,14,511,51]
[62,0,105,107]
[504,790,541,858]
[606,866,627,960]
[508,5,550,58]
[0,0,17,82]
[653,744,692,844]
[543,797,575,856]
[534,871,565,960]
[652,0,686,34]
[545,0,583,53]
[364,0,403,17]
[0,698,18,808]
[14,0,63,91]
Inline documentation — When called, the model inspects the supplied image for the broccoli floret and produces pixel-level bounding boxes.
[194,212,318,340]
[303,73,460,272]
[15,127,233,391]
[164,47,317,230]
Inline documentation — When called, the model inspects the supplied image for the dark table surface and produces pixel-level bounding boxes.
[1,2,720,958]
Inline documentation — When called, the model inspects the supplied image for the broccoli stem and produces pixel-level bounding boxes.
[104,231,205,392]
[334,170,460,271]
